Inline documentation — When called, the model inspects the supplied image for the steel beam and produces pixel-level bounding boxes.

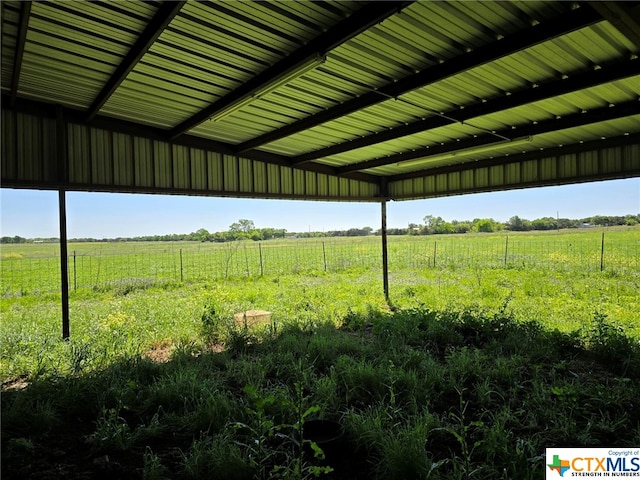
[85,1,185,121]
[9,1,31,108]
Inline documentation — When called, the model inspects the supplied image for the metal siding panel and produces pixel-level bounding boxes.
[68,124,89,184]
[239,157,252,193]
[600,147,622,174]
[540,157,556,181]
[267,163,280,194]
[17,113,41,182]
[254,161,267,193]
[412,177,423,196]
[280,166,293,195]
[153,142,171,189]
[578,151,598,176]
[461,169,474,189]
[317,174,328,196]
[305,171,316,196]
[133,137,153,188]
[448,171,460,191]
[622,144,640,171]
[42,117,57,183]
[435,173,447,193]
[90,128,113,185]
[113,132,133,186]
[489,165,503,186]
[339,177,349,197]
[190,148,206,190]
[558,154,577,179]
[171,145,188,190]
[504,163,520,184]
[293,169,304,195]
[425,176,435,194]
[208,152,224,191]
[2,110,17,181]
[327,176,339,197]
[522,160,538,183]
[475,168,488,188]
[223,155,238,192]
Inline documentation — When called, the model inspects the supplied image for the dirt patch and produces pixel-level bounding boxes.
[142,342,173,363]
[2,377,30,391]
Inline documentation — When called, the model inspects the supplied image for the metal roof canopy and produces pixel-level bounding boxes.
[2,0,640,338]
[1,0,639,200]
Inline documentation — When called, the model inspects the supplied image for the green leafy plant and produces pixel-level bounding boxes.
[232,384,333,480]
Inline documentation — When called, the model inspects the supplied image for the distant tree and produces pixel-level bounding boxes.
[530,217,557,230]
[229,219,256,233]
[506,215,529,231]
[473,218,496,233]
[451,220,471,234]
[194,228,211,242]
[1,235,29,244]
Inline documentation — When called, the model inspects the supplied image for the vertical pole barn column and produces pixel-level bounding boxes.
[381,199,390,304]
[57,107,70,339]
[58,190,70,339]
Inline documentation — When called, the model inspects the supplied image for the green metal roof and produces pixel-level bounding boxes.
[2,0,639,201]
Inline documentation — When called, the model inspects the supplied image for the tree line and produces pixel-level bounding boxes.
[1,214,637,244]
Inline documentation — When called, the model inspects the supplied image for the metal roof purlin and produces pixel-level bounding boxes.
[337,100,640,174]
[235,4,602,153]
[292,58,640,165]
[166,1,413,140]
[9,1,32,108]
[85,1,186,122]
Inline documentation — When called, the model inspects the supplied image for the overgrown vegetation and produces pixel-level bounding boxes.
[2,228,639,478]
[2,305,639,479]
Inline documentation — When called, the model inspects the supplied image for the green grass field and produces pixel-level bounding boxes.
[2,227,638,294]
[1,227,639,479]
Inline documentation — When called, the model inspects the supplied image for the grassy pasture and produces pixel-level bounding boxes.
[1,227,639,479]
[1,227,638,295]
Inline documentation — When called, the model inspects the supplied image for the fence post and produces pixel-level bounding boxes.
[180,249,183,282]
[433,241,437,267]
[245,244,250,277]
[73,250,77,291]
[259,242,264,276]
[600,231,605,272]
[504,236,509,266]
[322,241,327,271]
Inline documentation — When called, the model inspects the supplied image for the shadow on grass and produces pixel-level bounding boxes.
[3,308,640,480]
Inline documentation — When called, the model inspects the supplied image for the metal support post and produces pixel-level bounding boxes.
[381,199,390,304]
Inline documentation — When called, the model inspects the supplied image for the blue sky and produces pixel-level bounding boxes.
[1,178,638,238]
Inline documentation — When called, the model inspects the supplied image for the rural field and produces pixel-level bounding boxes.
[1,227,639,479]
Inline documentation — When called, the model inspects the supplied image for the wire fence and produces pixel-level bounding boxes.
[1,232,638,295]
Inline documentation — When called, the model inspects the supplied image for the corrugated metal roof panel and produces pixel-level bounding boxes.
[13,1,157,109]
[0,1,19,90]
[2,0,639,202]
